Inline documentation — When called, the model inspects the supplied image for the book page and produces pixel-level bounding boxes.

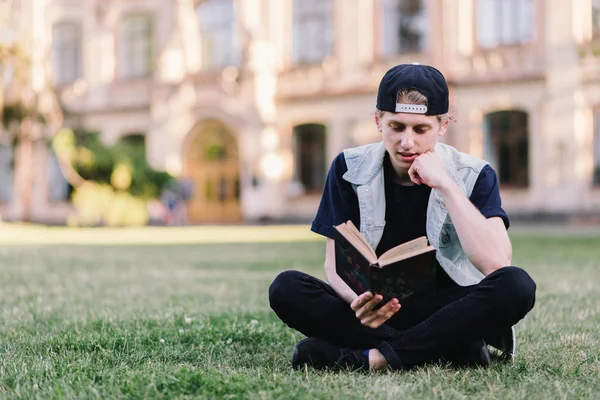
[345,221,376,255]
[378,245,435,267]
[378,236,430,265]
[344,221,378,262]
[335,222,377,264]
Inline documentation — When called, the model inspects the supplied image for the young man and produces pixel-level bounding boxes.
[269,63,536,371]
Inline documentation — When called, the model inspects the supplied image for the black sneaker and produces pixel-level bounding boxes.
[291,338,370,371]
[444,339,491,368]
[486,326,515,362]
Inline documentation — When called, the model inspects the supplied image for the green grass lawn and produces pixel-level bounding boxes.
[0,224,599,399]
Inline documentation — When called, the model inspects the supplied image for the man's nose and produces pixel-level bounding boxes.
[400,131,414,149]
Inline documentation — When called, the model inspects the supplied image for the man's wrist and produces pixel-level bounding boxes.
[436,178,461,198]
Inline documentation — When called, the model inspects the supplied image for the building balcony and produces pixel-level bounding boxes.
[452,45,545,85]
[275,53,436,102]
[190,66,243,98]
[579,40,600,85]
[105,77,153,112]
[58,76,154,116]
[276,58,378,102]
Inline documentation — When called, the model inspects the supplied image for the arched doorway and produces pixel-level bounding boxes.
[183,119,242,223]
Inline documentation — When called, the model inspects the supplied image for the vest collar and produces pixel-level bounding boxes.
[342,142,468,195]
[342,142,387,185]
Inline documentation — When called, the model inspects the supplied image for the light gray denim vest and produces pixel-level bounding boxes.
[342,141,489,286]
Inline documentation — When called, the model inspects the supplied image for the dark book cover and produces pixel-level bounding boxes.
[333,228,372,295]
[369,250,436,302]
[334,229,436,303]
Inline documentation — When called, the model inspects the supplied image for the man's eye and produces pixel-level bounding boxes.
[391,125,404,131]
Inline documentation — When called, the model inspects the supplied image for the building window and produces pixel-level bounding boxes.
[380,0,426,56]
[476,0,534,48]
[6,0,21,13]
[594,109,600,186]
[594,0,600,40]
[197,0,238,69]
[0,145,13,203]
[482,110,529,187]
[293,124,326,194]
[52,22,82,85]
[119,14,154,79]
[292,0,333,65]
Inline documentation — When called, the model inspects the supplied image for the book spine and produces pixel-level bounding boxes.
[369,264,382,294]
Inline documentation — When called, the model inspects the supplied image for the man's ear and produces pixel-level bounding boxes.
[375,115,382,132]
[438,117,449,137]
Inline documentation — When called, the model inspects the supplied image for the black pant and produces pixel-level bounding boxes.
[269,266,536,369]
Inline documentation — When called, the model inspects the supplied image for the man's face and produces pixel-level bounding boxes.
[375,112,448,174]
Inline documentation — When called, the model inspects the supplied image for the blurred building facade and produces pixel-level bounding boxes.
[2,0,600,223]
[1,0,71,224]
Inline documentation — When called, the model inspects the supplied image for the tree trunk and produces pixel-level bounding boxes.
[17,118,33,222]
[53,147,86,188]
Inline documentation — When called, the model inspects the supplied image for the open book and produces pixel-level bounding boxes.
[333,220,437,302]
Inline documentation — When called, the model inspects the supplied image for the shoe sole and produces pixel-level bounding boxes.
[488,326,515,362]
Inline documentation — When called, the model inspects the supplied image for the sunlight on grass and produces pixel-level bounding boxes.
[0,223,322,245]
[1,222,597,246]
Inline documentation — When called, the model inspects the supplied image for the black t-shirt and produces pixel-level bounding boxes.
[311,151,509,288]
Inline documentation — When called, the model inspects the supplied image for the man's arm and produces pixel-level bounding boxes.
[409,153,512,275]
[324,238,359,304]
[437,184,512,275]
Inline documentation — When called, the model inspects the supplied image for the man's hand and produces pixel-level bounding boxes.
[350,292,401,328]
[408,151,452,189]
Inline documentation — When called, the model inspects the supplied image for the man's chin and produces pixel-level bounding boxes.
[391,159,412,173]
[394,157,414,168]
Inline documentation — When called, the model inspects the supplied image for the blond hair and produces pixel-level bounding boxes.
[375,89,454,124]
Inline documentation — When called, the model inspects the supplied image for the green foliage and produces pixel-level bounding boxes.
[57,128,174,200]
[205,143,226,160]
[52,129,175,226]
[1,101,29,128]
[0,228,599,399]
[116,134,174,199]
[1,101,46,145]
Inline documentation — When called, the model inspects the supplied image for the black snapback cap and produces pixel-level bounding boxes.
[376,63,449,115]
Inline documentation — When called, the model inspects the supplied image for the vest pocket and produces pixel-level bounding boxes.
[438,223,462,262]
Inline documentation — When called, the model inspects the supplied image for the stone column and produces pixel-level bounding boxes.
[539,0,581,212]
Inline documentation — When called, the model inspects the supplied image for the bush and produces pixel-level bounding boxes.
[54,129,175,227]
[67,182,149,227]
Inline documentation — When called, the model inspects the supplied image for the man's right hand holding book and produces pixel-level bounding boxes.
[325,237,403,328]
[324,235,403,329]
